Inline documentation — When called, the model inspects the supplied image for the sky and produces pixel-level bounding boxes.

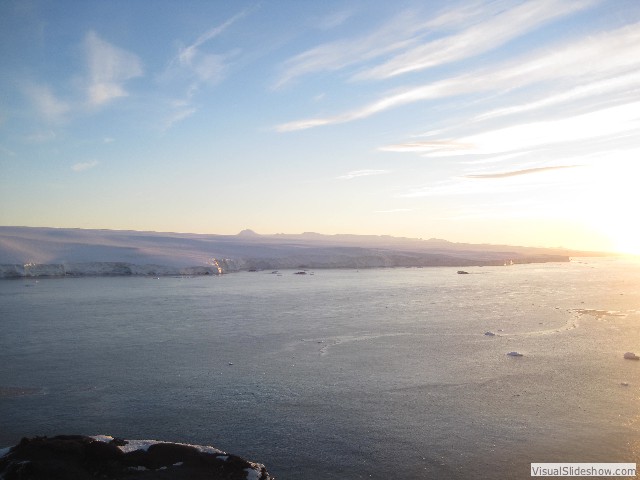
[1,0,639,254]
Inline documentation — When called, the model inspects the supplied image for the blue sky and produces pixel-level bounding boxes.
[1,0,639,253]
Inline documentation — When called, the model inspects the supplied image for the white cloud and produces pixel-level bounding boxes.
[159,10,249,129]
[316,9,353,30]
[379,140,471,154]
[161,107,197,131]
[423,101,640,157]
[71,160,99,172]
[85,31,143,107]
[275,1,595,87]
[274,10,416,89]
[170,9,250,89]
[474,69,640,121]
[382,98,640,158]
[276,20,640,132]
[178,10,246,68]
[337,169,390,180]
[23,83,70,123]
[354,0,596,80]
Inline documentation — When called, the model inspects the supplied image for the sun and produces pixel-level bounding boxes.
[589,206,640,256]
[571,157,640,256]
[585,201,640,255]
[610,230,640,256]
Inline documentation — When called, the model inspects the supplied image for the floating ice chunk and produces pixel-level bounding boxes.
[506,351,524,357]
[623,352,639,360]
[484,331,496,336]
[245,467,262,480]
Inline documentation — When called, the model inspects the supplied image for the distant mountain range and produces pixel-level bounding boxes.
[0,226,608,278]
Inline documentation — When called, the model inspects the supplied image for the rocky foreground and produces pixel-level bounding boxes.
[0,435,273,480]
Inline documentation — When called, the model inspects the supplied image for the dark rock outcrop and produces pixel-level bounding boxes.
[0,435,273,480]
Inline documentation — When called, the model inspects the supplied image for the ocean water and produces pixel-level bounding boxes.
[1,258,639,479]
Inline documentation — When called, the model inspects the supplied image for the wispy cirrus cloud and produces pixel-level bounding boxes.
[177,13,244,70]
[338,169,390,180]
[275,77,468,131]
[84,31,143,107]
[23,82,71,123]
[71,160,99,172]
[316,9,354,30]
[463,165,580,179]
[19,32,141,124]
[474,70,640,122]
[172,8,255,88]
[381,100,640,161]
[353,0,596,80]
[275,0,596,88]
[460,151,532,166]
[422,101,640,157]
[160,9,250,127]
[161,106,198,132]
[274,10,419,89]
[276,21,640,132]
[379,140,471,154]
[399,168,576,198]
[273,3,506,89]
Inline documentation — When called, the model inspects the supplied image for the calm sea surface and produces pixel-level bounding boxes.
[1,258,640,479]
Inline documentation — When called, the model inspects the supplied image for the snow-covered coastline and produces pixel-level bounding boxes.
[0,262,227,279]
[0,226,589,279]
